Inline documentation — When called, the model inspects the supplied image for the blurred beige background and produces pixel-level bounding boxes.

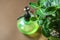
[0,0,47,40]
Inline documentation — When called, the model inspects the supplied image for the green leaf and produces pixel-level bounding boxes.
[37,0,40,6]
[42,24,50,37]
[41,18,52,37]
[45,6,57,12]
[35,9,46,19]
[37,0,47,6]
[29,2,37,9]
[56,8,60,17]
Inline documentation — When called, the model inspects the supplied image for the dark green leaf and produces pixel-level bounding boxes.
[29,2,37,9]
[45,6,57,12]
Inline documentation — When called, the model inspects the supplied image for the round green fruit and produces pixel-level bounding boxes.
[17,17,39,35]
